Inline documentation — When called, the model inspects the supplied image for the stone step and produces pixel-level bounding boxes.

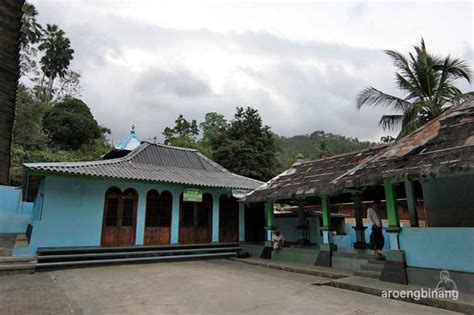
[353,270,381,279]
[360,263,384,272]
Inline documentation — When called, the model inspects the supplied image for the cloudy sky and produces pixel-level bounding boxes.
[31,0,473,144]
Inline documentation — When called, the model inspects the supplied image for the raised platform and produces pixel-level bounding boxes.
[36,243,241,268]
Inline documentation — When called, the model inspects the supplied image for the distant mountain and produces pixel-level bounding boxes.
[275,130,377,172]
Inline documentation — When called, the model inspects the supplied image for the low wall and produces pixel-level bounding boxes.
[0,185,33,233]
[332,223,391,250]
[274,217,322,244]
[399,227,474,273]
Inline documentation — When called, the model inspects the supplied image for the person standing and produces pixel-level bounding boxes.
[367,199,385,260]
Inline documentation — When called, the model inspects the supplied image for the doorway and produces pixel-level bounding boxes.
[101,187,138,246]
[144,190,172,245]
[179,193,213,244]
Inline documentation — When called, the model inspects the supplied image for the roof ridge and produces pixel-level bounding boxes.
[141,141,198,152]
[300,145,386,166]
[194,151,264,185]
[23,142,150,169]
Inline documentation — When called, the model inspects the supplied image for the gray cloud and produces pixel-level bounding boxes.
[31,1,473,144]
[135,68,211,98]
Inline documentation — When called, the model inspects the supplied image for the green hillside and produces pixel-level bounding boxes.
[275,130,376,172]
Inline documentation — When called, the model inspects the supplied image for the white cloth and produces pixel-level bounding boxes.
[367,207,382,227]
[272,233,284,249]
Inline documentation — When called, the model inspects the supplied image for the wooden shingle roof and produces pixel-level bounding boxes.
[243,98,474,203]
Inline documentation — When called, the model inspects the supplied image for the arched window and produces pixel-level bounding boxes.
[197,193,213,227]
[157,191,172,226]
[104,187,122,227]
[180,193,194,227]
[122,188,138,227]
[145,189,160,227]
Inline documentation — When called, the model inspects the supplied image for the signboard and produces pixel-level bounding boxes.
[183,188,203,202]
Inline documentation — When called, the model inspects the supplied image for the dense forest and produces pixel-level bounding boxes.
[275,131,374,172]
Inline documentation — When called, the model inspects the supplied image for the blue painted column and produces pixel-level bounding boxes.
[212,195,219,242]
[135,190,146,245]
[170,190,180,244]
[239,202,245,242]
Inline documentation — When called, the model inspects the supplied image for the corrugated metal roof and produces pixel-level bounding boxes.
[24,142,263,190]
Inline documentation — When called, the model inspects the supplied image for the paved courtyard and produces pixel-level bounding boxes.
[0,259,457,314]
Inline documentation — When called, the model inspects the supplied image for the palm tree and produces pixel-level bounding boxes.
[20,2,44,76]
[38,24,75,100]
[357,39,472,137]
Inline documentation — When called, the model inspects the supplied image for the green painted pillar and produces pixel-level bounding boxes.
[352,193,368,249]
[264,201,275,242]
[315,194,335,266]
[404,180,419,227]
[321,195,331,228]
[384,182,400,228]
[320,195,334,246]
[238,202,245,242]
[381,182,408,284]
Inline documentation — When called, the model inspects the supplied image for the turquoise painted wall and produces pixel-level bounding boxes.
[399,227,474,273]
[274,217,322,244]
[273,216,392,250]
[0,185,33,233]
[336,223,391,250]
[14,174,232,256]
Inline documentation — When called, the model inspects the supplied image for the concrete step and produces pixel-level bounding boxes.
[0,256,36,263]
[14,234,28,248]
[353,270,381,279]
[367,259,385,265]
[0,263,35,275]
[330,276,474,314]
[230,257,353,279]
[360,263,384,272]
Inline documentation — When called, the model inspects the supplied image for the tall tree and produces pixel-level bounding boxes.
[38,24,75,100]
[213,107,277,181]
[314,139,330,159]
[199,112,228,152]
[357,39,472,137]
[43,98,101,149]
[19,2,43,76]
[163,114,199,145]
[13,85,49,149]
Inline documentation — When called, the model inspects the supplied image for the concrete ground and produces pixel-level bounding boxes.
[0,259,458,314]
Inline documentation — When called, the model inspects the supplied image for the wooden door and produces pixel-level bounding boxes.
[219,195,239,243]
[179,193,212,244]
[144,190,172,245]
[101,187,138,247]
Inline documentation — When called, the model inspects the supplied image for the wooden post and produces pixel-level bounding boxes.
[404,180,419,227]
[296,199,309,245]
[352,193,368,249]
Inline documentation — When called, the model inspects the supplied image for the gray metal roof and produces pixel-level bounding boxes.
[23,142,263,190]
